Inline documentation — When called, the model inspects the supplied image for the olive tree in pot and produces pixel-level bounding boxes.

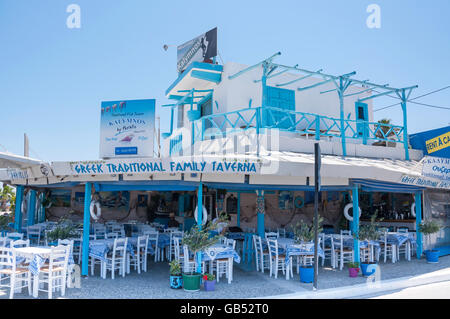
[46,219,79,245]
[354,214,381,277]
[169,259,182,289]
[181,219,222,292]
[419,219,442,263]
[293,217,323,283]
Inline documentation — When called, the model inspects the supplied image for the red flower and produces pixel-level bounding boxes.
[203,275,208,281]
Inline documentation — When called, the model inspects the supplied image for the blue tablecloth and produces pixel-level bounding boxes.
[147,234,170,249]
[384,233,416,246]
[89,239,140,262]
[201,244,241,263]
[26,248,75,276]
[225,232,246,241]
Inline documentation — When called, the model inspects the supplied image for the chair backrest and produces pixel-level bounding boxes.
[0,237,7,247]
[397,228,409,233]
[173,237,181,261]
[0,246,16,270]
[49,245,70,271]
[137,235,149,255]
[58,239,74,257]
[143,231,159,245]
[265,232,279,241]
[112,237,128,259]
[7,232,24,240]
[277,228,286,238]
[11,239,30,248]
[225,238,236,250]
[267,238,278,257]
[106,232,119,239]
[340,230,351,236]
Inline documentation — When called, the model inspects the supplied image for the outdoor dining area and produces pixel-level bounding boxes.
[0,217,243,298]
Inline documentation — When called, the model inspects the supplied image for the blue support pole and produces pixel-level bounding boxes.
[14,185,24,232]
[352,186,360,262]
[196,181,203,274]
[401,93,410,160]
[178,193,184,217]
[81,182,92,276]
[415,191,423,259]
[237,192,241,228]
[27,190,36,227]
[338,79,347,157]
[256,190,265,238]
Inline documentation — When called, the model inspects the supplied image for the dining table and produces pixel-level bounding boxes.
[201,243,241,284]
[263,238,325,280]
[14,246,74,298]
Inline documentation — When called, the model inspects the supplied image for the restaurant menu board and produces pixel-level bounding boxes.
[99,99,155,158]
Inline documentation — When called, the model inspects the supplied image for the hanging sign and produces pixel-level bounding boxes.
[177,27,217,73]
[99,99,155,159]
[422,156,450,181]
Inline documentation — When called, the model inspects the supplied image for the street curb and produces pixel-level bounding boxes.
[261,269,450,299]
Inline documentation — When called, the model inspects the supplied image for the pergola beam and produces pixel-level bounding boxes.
[276,69,323,87]
[228,52,281,80]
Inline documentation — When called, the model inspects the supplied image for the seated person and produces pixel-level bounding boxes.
[167,213,180,228]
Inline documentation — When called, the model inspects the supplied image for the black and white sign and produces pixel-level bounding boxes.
[177,27,217,73]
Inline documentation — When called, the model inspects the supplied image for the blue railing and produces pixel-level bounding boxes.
[191,106,406,155]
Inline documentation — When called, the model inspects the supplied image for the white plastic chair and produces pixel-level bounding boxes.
[0,247,32,299]
[102,237,128,279]
[36,245,70,299]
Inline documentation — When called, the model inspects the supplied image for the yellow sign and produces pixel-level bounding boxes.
[426,131,450,154]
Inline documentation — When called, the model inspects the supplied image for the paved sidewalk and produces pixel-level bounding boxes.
[1,255,449,299]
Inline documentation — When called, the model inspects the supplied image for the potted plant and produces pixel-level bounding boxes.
[348,261,360,277]
[169,259,183,289]
[355,214,381,276]
[203,273,216,291]
[0,213,14,236]
[292,218,323,283]
[419,219,442,263]
[181,219,222,292]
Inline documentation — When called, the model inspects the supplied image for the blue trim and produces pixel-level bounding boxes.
[27,190,36,227]
[237,192,241,228]
[30,182,81,189]
[196,181,203,273]
[165,62,223,96]
[82,182,91,276]
[352,186,360,262]
[204,182,351,192]
[191,70,221,84]
[94,180,199,192]
[256,190,265,238]
[352,179,425,193]
[14,185,24,232]
[415,191,423,259]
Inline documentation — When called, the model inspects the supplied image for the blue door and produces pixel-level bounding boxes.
[263,86,295,129]
[355,102,369,142]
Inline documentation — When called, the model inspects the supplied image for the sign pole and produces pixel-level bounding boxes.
[313,143,321,290]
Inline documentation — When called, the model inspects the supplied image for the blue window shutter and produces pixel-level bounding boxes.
[264,86,295,129]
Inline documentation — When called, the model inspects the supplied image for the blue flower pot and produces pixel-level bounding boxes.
[360,263,377,276]
[204,280,215,291]
[299,267,314,283]
[425,250,439,263]
[170,275,183,289]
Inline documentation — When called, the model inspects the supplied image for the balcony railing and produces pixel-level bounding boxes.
[189,106,407,157]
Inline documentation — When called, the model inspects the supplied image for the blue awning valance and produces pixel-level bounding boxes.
[351,179,424,193]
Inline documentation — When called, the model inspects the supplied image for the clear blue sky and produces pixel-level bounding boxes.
[0,0,449,162]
